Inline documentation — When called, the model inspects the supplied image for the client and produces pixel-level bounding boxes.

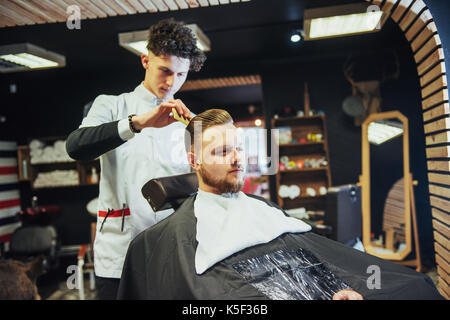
[0,256,43,300]
[118,109,442,300]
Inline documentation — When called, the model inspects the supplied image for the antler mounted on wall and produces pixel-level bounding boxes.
[342,52,401,126]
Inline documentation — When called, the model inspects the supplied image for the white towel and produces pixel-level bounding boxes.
[194,189,311,274]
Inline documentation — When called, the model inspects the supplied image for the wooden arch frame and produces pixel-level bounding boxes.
[364,0,449,299]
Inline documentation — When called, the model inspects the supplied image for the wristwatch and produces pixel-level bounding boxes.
[128,114,141,133]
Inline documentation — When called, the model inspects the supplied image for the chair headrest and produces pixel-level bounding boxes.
[141,172,199,212]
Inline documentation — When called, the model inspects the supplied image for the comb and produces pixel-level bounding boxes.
[172,108,190,125]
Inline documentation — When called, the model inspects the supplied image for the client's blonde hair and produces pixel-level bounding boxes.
[184,109,233,152]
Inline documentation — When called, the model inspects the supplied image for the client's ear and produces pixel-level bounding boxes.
[187,151,199,169]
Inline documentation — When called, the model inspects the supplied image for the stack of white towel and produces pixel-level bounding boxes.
[29,139,73,164]
[33,170,79,188]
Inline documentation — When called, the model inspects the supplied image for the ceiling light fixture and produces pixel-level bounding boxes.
[304,3,386,41]
[368,120,403,145]
[290,33,301,43]
[119,24,211,56]
[0,43,65,73]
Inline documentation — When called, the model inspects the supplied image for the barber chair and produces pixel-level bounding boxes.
[141,172,198,212]
[8,205,61,274]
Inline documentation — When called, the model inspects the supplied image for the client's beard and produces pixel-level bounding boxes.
[199,166,244,194]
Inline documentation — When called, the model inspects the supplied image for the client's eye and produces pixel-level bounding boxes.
[213,147,231,156]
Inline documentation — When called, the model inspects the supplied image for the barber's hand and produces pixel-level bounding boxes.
[131,99,192,130]
[332,289,364,300]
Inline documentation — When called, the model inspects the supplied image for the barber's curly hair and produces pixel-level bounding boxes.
[147,18,206,72]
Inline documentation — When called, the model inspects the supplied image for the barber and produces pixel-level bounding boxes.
[66,19,206,300]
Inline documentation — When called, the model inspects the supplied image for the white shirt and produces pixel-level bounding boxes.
[80,83,191,278]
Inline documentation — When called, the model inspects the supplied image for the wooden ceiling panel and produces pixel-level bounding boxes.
[0,0,45,24]
[162,0,180,11]
[186,0,200,8]
[101,0,128,15]
[62,0,97,19]
[0,3,35,25]
[152,0,169,12]
[174,0,189,9]
[0,0,246,28]
[0,12,18,27]
[91,0,118,16]
[197,0,209,7]
[115,0,138,14]
[76,0,108,18]
[10,0,58,23]
[31,0,70,21]
[179,74,261,91]
[126,0,148,13]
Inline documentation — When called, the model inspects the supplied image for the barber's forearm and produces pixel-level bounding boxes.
[66,120,129,161]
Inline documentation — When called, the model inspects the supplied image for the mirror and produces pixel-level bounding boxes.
[359,111,421,271]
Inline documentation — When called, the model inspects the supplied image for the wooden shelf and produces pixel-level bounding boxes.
[31,161,76,166]
[280,141,324,147]
[273,114,325,123]
[33,183,99,190]
[280,167,328,173]
[33,184,80,190]
[273,112,332,211]
[17,139,100,190]
[282,195,327,201]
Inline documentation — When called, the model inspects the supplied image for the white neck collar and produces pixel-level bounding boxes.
[194,189,311,274]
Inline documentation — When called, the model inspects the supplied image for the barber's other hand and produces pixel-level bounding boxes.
[332,289,364,300]
[132,99,191,130]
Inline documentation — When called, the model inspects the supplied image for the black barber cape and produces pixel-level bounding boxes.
[117,194,442,300]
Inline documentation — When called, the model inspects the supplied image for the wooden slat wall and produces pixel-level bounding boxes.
[368,0,450,299]
[179,74,261,91]
[382,178,407,241]
[0,0,247,28]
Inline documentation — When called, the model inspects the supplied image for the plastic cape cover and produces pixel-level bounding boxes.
[117,194,442,300]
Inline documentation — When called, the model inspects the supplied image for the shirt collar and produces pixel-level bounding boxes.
[133,82,173,106]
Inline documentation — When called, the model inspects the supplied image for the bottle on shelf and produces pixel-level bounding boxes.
[89,167,99,184]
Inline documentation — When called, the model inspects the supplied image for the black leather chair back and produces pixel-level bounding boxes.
[141,172,198,212]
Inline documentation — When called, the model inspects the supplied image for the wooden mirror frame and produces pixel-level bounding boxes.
[360,110,412,260]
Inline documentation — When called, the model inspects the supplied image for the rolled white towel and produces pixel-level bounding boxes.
[53,140,66,153]
[30,148,43,157]
[278,185,289,198]
[306,187,316,197]
[288,185,300,199]
[34,170,79,187]
[29,139,44,151]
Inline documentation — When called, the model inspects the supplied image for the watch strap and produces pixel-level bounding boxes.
[128,114,141,133]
